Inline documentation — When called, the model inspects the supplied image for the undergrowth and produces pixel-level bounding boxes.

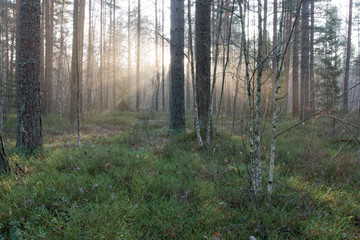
[0,111,359,239]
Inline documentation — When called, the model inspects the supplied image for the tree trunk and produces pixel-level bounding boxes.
[127,0,132,107]
[300,0,310,120]
[113,0,117,109]
[44,0,54,114]
[0,133,10,174]
[170,0,185,131]
[195,0,211,133]
[162,0,165,111]
[86,0,93,110]
[99,0,103,111]
[78,0,85,113]
[17,0,42,152]
[271,0,277,112]
[70,0,79,125]
[4,0,9,113]
[71,0,81,145]
[309,0,315,113]
[155,0,160,111]
[136,0,141,112]
[343,0,352,113]
[292,3,300,117]
[188,0,204,147]
[0,15,3,131]
[39,0,44,113]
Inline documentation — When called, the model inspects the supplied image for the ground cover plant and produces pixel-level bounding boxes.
[0,111,359,239]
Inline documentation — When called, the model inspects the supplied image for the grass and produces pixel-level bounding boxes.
[0,111,359,239]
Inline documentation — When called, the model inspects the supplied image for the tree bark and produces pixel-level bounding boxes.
[170,0,185,131]
[113,0,117,109]
[78,0,85,113]
[0,133,10,174]
[17,0,42,152]
[127,0,132,107]
[86,0,93,110]
[309,0,315,113]
[343,0,352,113]
[155,0,160,111]
[136,0,141,112]
[162,0,165,111]
[301,0,310,120]
[44,0,54,114]
[292,2,300,117]
[99,0,103,111]
[195,0,211,133]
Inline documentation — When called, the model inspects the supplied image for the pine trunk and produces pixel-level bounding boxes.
[343,0,352,113]
[170,0,185,131]
[17,0,42,152]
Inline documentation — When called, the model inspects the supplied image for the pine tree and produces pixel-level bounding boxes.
[17,0,42,152]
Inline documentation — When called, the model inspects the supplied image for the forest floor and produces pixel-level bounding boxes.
[0,111,359,239]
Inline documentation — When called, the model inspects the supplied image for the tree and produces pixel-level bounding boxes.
[86,0,93,110]
[0,13,4,131]
[315,4,342,109]
[155,0,160,111]
[195,0,211,133]
[170,0,185,131]
[71,0,81,145]
[292,1,300,117]
[162,0,165,111]
[43,0,54,114]
[301,0,310,120]
[113,0,117,109]
[17,0,42,152]
[136,0,141,112]
[0,133,10,174]
[127,0,132,106]
[343,0,353,113]
[310,0,315,113]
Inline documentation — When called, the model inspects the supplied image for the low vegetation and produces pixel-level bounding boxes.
[0,111,359,239]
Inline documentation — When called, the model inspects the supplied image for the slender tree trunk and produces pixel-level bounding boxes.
[292,6,300,117]
[4,0,9,112]
[113,0,117,109]
[99,0,103,111]
[44,0,54,114]
[188,0,204,147]
[127,0,131,106]
[310,0,315,113]
[268,3,285,195]
[186,30,191,111]
[170,0,185,131]
[155,0,160,111]
[86,0,93,110]
[271,0,277,112]
[17,0,42,152]
[162,0,165,111]
[254,0,264,193]
[70,0,79,125]
[301,0,310,120]
[136,0,141,112]
[195,0,211,133]
[71,0,81,145]
[343,0,352,113]
[78,0,85,113]
[57,0,66,116]
[207,0,224,143]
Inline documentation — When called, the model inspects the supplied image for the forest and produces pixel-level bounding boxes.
[0,0,360,239]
